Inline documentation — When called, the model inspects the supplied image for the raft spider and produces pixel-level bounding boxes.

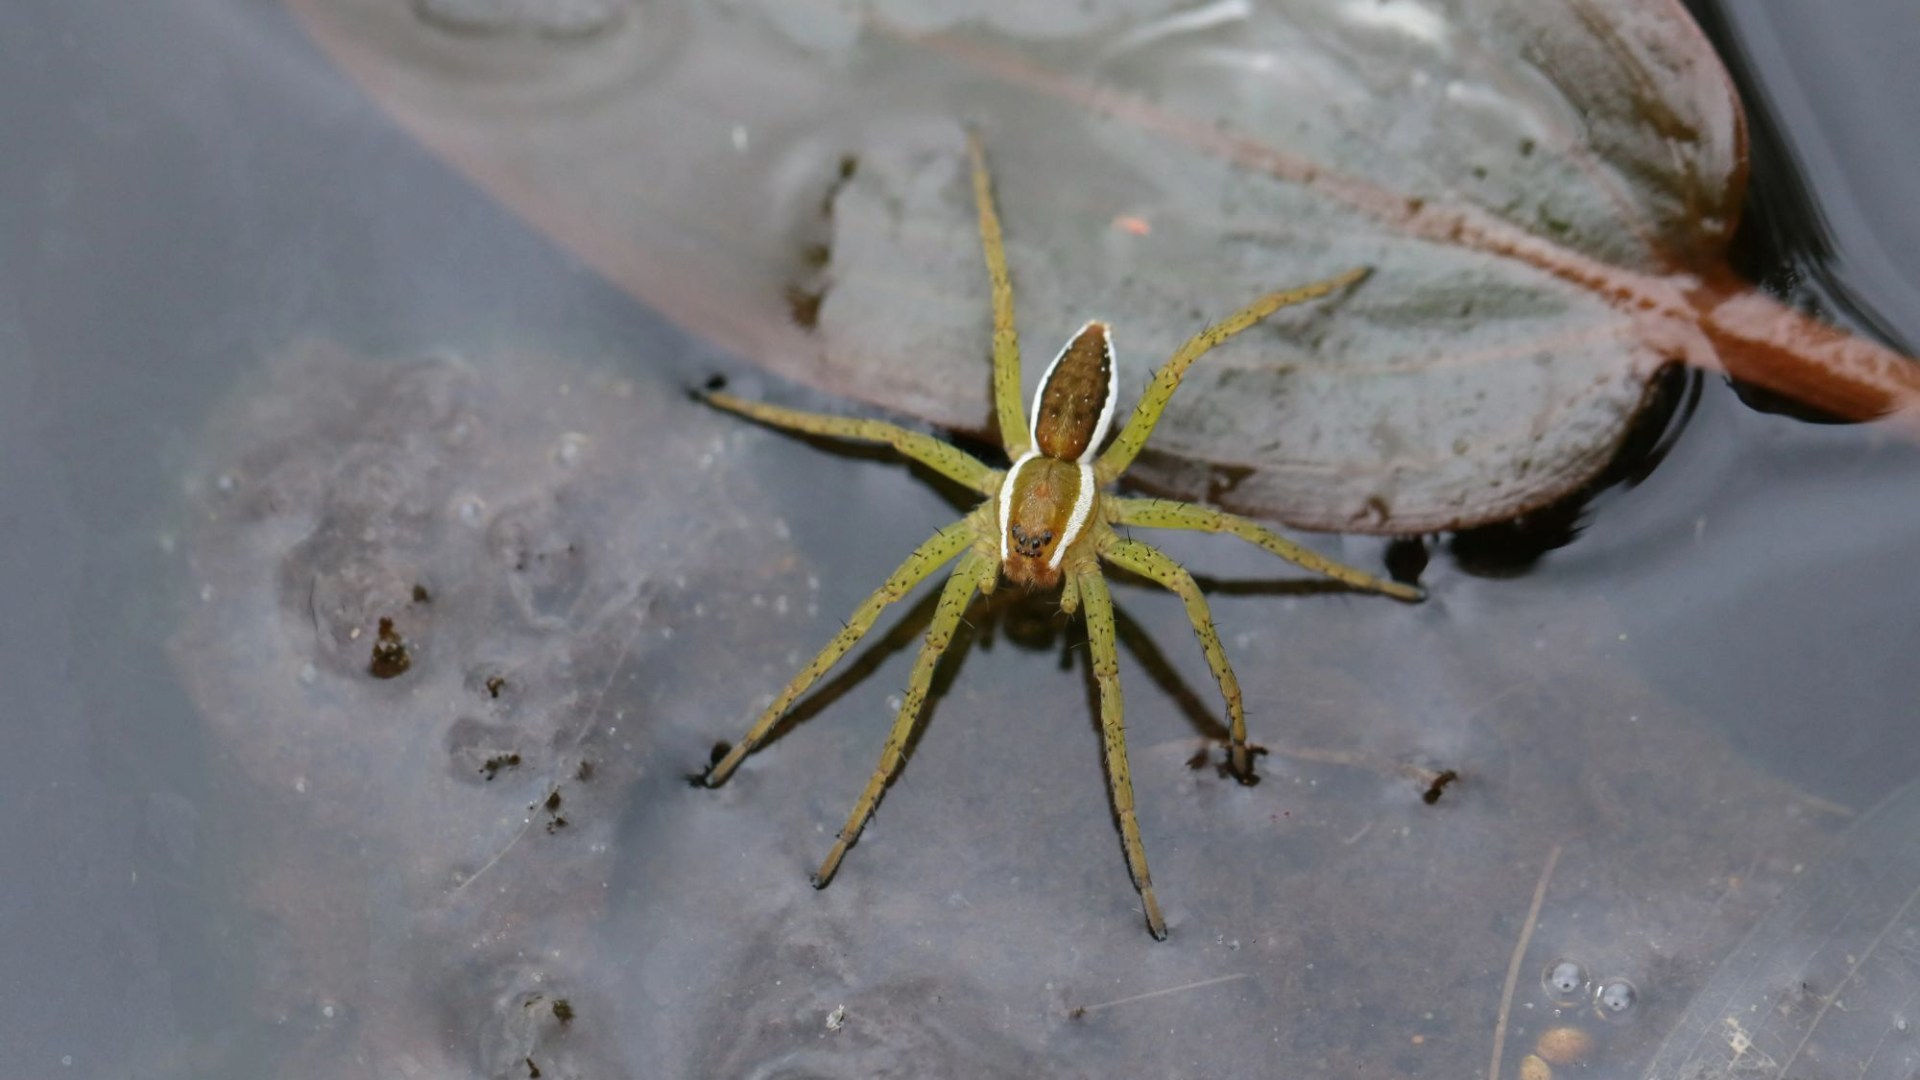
[697,133,1422,939]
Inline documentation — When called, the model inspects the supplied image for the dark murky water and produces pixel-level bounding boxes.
[2,2,1916,1078]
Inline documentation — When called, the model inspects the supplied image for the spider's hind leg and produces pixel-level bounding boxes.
[1099,534,1255,782]
[702,519,977,787]
[1076,566,1169,940]
[814,549,994,888]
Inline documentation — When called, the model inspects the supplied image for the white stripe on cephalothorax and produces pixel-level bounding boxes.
[998,450,1040,565]
[1027,320,1121,463]
[1047,462,1097,571]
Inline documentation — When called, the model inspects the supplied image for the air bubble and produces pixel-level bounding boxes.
[1594,977,1638,1020]
[1542,959,1587,1005]
[554,432,588,468]
[455,495,488,527]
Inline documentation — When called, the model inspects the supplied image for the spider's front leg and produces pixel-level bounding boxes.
[1108,497,1422,601]
[699,389,1001,496]
[967,130,1030,459]
[1096,267,1371,484]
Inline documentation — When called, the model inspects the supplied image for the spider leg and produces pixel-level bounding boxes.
[1099,534,1255,781]
[1095,267,1370,483]
[702,390,1001,496]
[967,131,1030,458]
[703,519,979,787]
[1107,497,1424,601]
[814,549,992,888]
[1076,567,1169,940]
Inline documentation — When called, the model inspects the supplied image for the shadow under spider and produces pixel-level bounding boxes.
[706,580,1237,779]
[699,549,1439,793]
[1100,570,1453,791]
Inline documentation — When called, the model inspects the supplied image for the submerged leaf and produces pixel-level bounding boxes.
[290,0,1918,531]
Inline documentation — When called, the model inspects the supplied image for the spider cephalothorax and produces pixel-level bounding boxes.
[697,133,1422,939]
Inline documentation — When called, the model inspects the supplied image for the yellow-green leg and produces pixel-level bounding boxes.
[1099,535,1254,780]
[1076,567,1168,940]
[704,520,978,787]
[1096,267,1371,483]
[967,131,1030,458]
[702,390,1000,496]
[1107,497,1424,601]
[815,549,993,887]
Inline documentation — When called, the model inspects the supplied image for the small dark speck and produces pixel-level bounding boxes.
[544,790,563,813]
[369,617,411,679]
[704,373,728,393]
[480,753,521,781]
[1385,537,1429,584]
[1422,769,1459,805]
[525,1058,541,1079]
[545,816,569,834]
[785,284,824,329]
[688,742,733,786]
[552,999,575,1025]
[411,583,431,603]
[575,760,595,782]
[485,675,507,699]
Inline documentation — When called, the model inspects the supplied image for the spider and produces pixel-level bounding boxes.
[697,133,1423,939]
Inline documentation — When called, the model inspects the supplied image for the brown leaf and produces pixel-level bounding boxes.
[287,0,1918,531]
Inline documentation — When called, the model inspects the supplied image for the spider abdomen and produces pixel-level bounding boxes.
[1031,321,1115,462]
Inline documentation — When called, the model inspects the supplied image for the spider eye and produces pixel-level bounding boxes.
[1008,522,1052,557]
